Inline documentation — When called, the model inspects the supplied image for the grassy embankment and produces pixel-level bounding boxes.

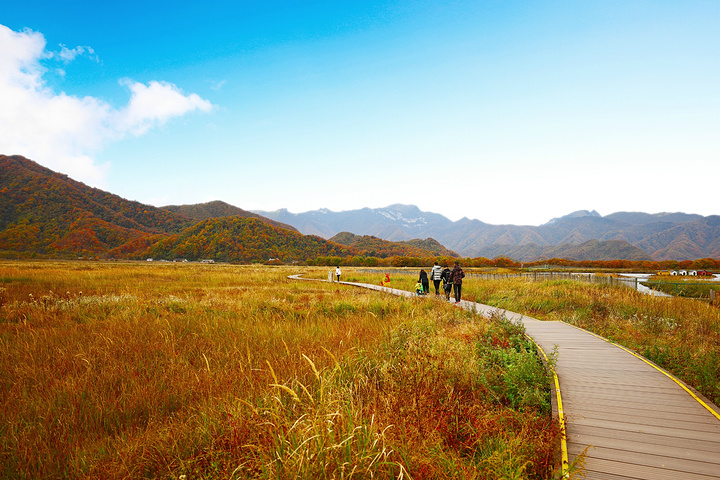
[346,268,720,405]
[0,261,563,479]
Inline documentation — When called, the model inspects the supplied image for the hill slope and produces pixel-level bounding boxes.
[0,155,326,261]
[161,201,298,232]
[478,239,652,262]
[138,217,350,263]
[0,155,190,256]
[329,232,459,258]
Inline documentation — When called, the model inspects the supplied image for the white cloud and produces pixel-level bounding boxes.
[0,24,213,187]
[0,26,46,89]
[115,79,213,135]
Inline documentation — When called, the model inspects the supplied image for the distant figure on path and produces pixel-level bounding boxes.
[335,266,341,282]
[451,262,465,304]
[381,273,391,287]
[418,269,429,295]
[441,265,452,300]
[430,262,443,295]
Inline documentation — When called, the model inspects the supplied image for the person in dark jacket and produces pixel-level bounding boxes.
[441,265,452,300]
[450,262,465,304]
[418,269,429,295]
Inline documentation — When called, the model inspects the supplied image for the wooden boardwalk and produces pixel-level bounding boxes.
[327,280,720,479]
[506,314,720,479]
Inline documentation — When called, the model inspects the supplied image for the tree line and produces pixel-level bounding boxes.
[308,255,720,271]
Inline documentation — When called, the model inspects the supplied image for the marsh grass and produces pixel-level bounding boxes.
[476,277,720,404]
[355,269,720,405]
[0,262,560,479]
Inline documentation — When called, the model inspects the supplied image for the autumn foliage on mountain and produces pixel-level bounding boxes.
[161,200,298,232]
[329,232,459,258]
[1,155,181,257]
[1,155,387,263]
[137,217,350,263]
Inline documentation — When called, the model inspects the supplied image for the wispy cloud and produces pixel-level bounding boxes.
[0,24,213,187]
[210,79,226,91]
[56,44,99,63]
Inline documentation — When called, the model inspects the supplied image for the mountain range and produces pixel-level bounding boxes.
[2,154,718,262]
[0,155,445,262]
[253,205,720,261]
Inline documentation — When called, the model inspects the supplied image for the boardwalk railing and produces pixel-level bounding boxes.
[358,269,639,290]
[470,272,638,289]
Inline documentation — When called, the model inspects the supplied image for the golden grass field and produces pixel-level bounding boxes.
[344,267,720,407]
[0,261,564,479]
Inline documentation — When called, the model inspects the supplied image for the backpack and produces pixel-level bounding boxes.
[441,269,451,284]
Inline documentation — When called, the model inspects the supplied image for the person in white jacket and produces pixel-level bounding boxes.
[335,266,341,282]
[430,262,443,295]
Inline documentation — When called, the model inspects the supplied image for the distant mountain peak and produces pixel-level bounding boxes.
[246,201,719,261]
[544,209,601,226]
[376,205,428,227]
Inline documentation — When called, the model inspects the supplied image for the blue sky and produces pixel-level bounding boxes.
[1,1,718,226]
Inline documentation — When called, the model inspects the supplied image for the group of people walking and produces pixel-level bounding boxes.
[418,261,465,304]
[340,261,466,304]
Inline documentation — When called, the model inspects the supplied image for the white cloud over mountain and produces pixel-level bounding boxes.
[0,24,212,187]
[115,79,213,136]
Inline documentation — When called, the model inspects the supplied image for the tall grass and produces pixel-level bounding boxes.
[467,277,720,404]
[0,261,561,479]
[351,268,720,405]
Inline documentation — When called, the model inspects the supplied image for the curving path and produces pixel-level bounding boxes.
[292,276,720,479]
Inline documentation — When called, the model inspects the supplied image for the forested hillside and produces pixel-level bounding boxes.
[161,200,298,232]
[0,155,346,262]
[478,239,652,262]
[0,156,360,263]
[137,217,349,263]
[0,155,189,257]
[329,232,459,258]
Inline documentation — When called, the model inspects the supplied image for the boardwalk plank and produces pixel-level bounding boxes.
[568,443,720,477]
[561,405,720,431]
[561,400,715,419]
[568,423,720,453]
[568,409,720,433]
[569,432,720,463]
[577,456,720,480]
[570,417,720,441]
[581,473,647,480]
[561,391,705,409]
